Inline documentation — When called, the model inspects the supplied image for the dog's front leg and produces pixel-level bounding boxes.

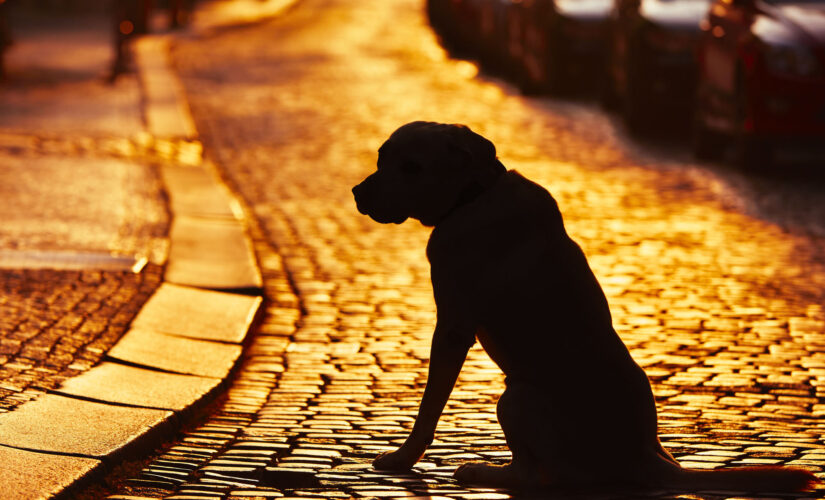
[373,320,474,471]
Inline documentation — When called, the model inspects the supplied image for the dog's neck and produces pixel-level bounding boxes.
[437,173,501,225]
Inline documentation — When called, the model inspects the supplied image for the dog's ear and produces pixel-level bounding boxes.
[445,124,506,188]
[388,122,506,187]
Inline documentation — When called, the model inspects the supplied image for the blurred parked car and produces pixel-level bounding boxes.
[476,0,516,71]
[692,0,825,166]
[428,0,487,54]
[510,0,613,93]
[0,0,10,80]
[427,0,453,33]
[605,0,711,131]
[428,0,514,68]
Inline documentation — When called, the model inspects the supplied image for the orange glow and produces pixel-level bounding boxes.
[119,20,134,36]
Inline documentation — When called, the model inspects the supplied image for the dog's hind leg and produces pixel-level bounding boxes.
[496,382,541,472]
[454,382,548,488]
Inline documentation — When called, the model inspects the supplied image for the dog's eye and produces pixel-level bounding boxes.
[401,161,422,175]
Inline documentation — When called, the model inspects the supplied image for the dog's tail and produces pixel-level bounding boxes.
[664,466,819,493]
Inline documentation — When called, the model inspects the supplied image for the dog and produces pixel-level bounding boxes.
[352,121,818,492]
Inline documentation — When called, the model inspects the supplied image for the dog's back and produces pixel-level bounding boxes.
[429,170,665,479]
[430,170,633,377]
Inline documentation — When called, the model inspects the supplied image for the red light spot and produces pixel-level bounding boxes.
[119,21,134,36]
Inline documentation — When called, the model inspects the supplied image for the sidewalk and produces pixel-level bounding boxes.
[0,3,272,498]
[0,7,167,413]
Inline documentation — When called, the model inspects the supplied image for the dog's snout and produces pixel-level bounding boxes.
[353,173,408,224]
[353,173,380,203]
[352,183,364,200]
[352,179,372,216]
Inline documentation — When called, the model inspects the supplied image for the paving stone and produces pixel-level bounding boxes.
[228,491,285,498]
[0,393,172,457]
[199,474,256,488]
[0,264,163,412]
[0,445,101,499]
[201,465,262,479]
[108,328,242,378]
[260,467,321,488]
[450,494,512,500]
[124,477,179,491]
[166,216,262,291]
[160,164,238,219]
[55,361,221,411]
[134,36,197,140]
[349,490,418,498]
[165,496,223,500]
[107,496,162,499]
[397,497,452,500]
[177,483,232,494]
[131,284,262,343]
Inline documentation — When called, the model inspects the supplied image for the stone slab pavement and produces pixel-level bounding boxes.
[106,0,825,499]
[0,3,266,498]
[0,5,168,414]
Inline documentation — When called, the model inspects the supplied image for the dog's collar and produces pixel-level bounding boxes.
[437,164,506,225]
[437,181,488,225]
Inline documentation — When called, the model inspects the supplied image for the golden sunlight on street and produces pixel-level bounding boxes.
[4,0,822,497]
[132,0,825,493]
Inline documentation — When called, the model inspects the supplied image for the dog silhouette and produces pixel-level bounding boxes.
[352,121,817,492]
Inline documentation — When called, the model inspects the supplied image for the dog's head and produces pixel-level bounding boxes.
[353,121,505,226]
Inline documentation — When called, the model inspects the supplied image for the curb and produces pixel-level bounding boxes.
[188,0,298,36]
[0,21,264,500]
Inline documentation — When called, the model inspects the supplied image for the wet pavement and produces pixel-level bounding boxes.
[0,9,168,411]
[110,0,825,498]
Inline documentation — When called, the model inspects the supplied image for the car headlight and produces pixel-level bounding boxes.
[763,43,822,77]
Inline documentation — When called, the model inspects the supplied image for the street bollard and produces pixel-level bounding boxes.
[111,0,149,81]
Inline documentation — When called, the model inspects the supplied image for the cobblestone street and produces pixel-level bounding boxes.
[112,0,825,498]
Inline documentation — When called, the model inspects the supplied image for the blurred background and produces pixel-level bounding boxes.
[426,0,825,170]
[0,0,193,84]
[0,0,198,140]
[1,0,822,168]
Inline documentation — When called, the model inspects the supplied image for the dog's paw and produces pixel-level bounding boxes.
[454,462,528,487]
[373,449,419,471]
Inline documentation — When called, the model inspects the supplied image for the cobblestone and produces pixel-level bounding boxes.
[0,265,162,412]
[0,127,187,417]
[113,0,825,498]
